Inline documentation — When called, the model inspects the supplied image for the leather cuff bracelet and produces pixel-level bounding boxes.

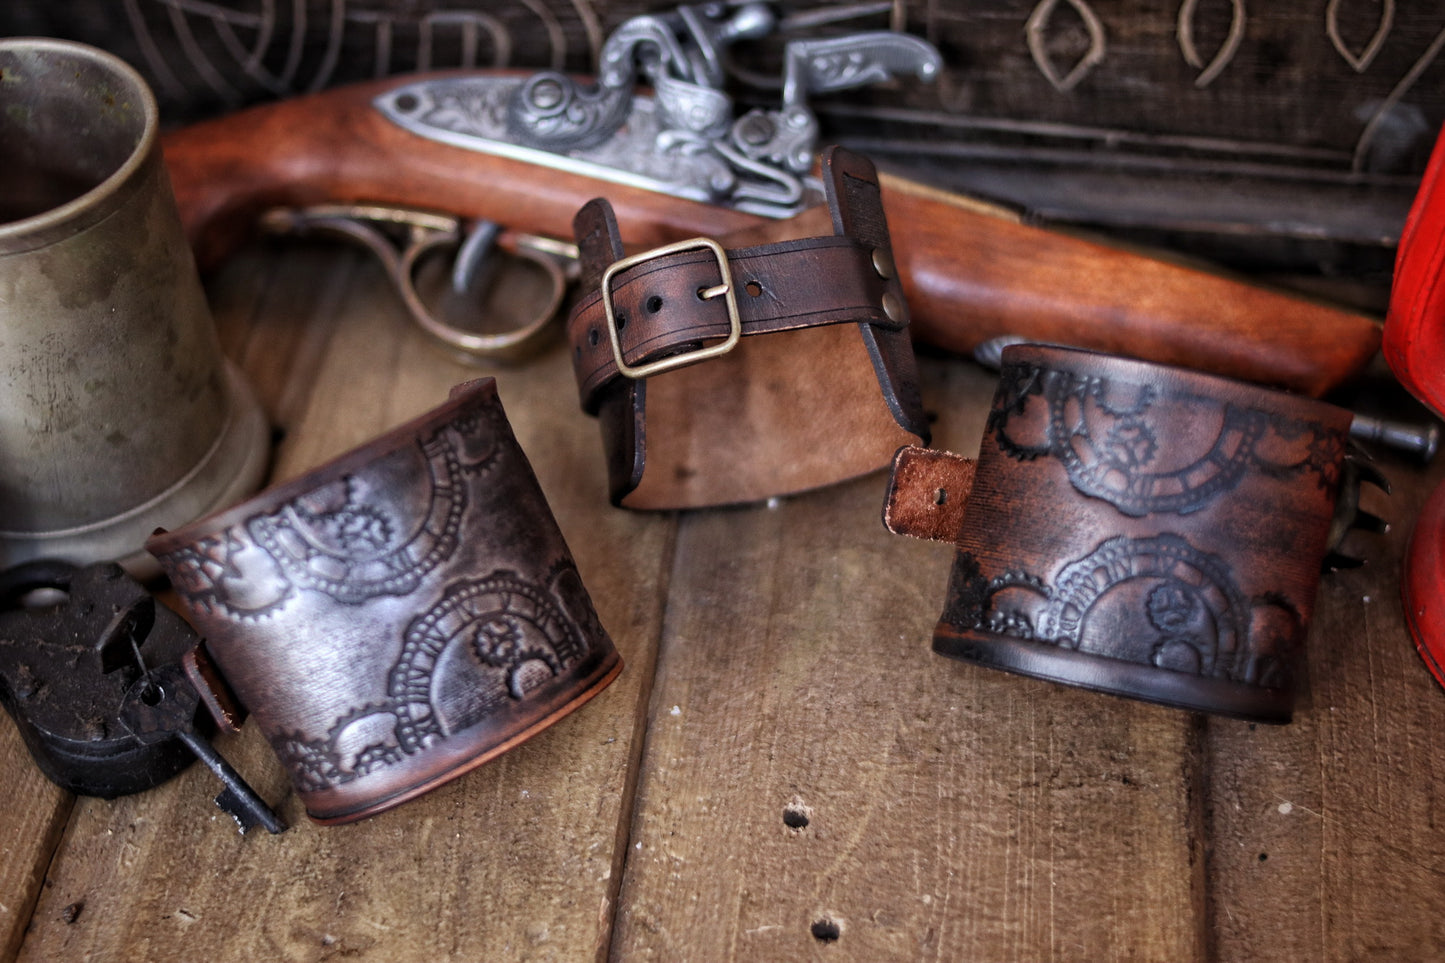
[566,146,929,509]
[885,344,1352,723]
[147,379,621,823]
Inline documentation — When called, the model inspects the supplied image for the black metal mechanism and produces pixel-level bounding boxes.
[0,561,285,834]
[1325,451,1394,573]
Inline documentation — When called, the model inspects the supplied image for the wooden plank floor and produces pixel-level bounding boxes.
[2,239,1443,962]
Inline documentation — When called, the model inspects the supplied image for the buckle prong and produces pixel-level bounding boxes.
[602,237,741,380]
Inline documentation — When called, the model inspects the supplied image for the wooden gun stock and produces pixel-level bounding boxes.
[162,72,1381,397]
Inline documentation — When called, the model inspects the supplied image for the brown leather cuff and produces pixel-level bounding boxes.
[566,146,929,509]
[885,344,1353,723]
[147,379,621,823]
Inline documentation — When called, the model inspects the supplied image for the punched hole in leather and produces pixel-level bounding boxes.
[882,446,976,544]
[566,147,929,509]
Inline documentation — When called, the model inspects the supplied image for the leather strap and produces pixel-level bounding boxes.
[882,446,975,543]
[566,147,929,509]
[568,235,901,410]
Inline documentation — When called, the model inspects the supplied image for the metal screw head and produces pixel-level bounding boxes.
[872,248,896,280]
[882,291,908,324]
[736,112,775,146]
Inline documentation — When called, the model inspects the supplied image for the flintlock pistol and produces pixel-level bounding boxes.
[160,1,1381,397]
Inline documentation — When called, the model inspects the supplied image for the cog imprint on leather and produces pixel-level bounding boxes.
[945,534,1301,686]
[988,362,1345,517]
[270,569,591,792]
[158,414,501,619]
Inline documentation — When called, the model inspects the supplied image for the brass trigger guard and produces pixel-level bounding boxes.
[258,204,579,364]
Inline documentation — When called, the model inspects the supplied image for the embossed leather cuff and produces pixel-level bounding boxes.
[147,379,621,823]
[566,146,929,509]
[885,344,1352,723]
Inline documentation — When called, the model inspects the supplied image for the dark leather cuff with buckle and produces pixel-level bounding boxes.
[565,146,929,509]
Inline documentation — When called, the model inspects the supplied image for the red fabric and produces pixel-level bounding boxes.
[1385,126,1445,691]
[1385,125,1445,416]
[1404,480,1445,691]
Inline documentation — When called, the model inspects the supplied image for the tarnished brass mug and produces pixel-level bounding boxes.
[0,38,268,570]
[885,344,1353,723]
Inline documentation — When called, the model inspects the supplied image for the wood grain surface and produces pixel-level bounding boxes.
[1,240,1443,962]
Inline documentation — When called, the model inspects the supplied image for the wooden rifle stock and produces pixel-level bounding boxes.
[162,72,1381,397]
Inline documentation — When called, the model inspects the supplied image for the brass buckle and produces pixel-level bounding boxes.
[601,237,740,379]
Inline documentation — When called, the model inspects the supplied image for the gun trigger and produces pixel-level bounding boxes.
[451,220,503,295]
[259,204,572,365]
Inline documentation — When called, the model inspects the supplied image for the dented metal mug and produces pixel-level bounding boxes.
[0,38,267,570]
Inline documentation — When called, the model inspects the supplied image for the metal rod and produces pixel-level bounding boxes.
[178,730,287,835]
[1350,413,1441,464]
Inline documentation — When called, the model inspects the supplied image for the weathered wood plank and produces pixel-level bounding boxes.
[14,249,670,962]
[209,241,365,435]
[607,358,1208,962]
[1205,444,1445,961]
[8,235,1445,961]
[0,718,71,962]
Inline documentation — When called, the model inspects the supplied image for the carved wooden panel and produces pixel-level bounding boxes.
[897,0,1443,176]
[3,0,619,120]
[836,0,1445,249]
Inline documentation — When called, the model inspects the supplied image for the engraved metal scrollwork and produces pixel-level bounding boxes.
[507,70,634,151]
[727,106,817,179]
[756,32,941,176]
[401,80,510,141]
[781,33,943,109]
[508,5,774,152]
[370,3,944,217]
